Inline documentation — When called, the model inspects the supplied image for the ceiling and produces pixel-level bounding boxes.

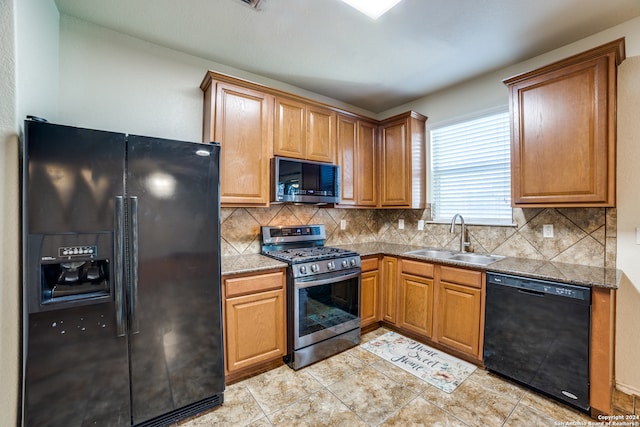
[54,0,640,113]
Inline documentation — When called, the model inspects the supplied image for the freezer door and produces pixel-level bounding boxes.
[24,120,125,233]
[125,136,223,424]
[23,121,130,426]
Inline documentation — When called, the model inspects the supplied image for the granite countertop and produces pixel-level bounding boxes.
[333,242,620,290]
[221,243,620,289]
[221,254,287,276]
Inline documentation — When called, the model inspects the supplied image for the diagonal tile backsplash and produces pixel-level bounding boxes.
[220,205,616,268]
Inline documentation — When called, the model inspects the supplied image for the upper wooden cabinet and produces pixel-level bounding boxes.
[379,111,427,208]
[505,38,625,207]
[357,120,379,206]
[274,97,306,159]
[274,97,336,163]
[336,115,378,207]
[336,114,357,206]
[201,75,273,206]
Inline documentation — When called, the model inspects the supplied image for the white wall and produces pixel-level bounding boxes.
[57,15,374,141]
[2,0,60,423]
[15,0,59,123]
[614,55,640,396]
[384,15,640,395]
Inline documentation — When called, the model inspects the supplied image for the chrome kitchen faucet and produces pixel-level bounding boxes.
[450,213,470,253]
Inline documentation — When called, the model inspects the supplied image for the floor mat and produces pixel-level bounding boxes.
[361,331,476,393]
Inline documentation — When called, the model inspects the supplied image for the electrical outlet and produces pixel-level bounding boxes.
[418,220,425,231]
[543,224,554,238]
[340,219,346,230]
[398,219,405,230]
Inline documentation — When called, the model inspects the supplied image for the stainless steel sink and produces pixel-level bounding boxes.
[449,253,505,265]
[403,248,505,266]
[403,248,458,259]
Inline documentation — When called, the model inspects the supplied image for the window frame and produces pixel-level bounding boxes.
[427,108,514,226]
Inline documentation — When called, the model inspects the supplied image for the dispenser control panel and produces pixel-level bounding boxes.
[58,245,97,258]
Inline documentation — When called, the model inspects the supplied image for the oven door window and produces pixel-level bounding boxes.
[297,275,359,339]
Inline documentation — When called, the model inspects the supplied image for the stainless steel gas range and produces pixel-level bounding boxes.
[261,224,361,370]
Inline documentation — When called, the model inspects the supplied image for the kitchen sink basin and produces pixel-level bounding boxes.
[403,248,458,259]
[449,253,505,265]
[403,248,505,266]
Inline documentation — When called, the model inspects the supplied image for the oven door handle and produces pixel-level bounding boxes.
[295,270,361,288]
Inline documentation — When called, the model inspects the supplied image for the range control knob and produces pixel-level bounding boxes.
[350,258,357,266]
[327,261,335,271]
[299,265,307,275]
[311,264,320,273]
[341,259,349,268]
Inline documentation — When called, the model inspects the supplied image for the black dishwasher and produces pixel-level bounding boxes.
[484,272,591,412]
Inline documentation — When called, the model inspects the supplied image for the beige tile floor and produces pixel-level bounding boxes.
[178,328,594,427]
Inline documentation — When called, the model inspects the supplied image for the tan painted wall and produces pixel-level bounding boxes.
[615,56,640,396]
[0,0,20,424]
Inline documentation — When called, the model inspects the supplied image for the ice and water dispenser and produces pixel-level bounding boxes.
[26,233,113,313]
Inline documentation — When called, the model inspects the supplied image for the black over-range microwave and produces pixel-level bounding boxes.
[271,156,340,204]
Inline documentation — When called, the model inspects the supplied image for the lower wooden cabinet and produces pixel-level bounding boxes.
[435,266,484,360]
[222,269,286,381]
[381,256,399,324]
[436,280,482,356]
[360,256,381,328]
[399,259,435,337]
[377,257,485,362]
[399,273,434,337]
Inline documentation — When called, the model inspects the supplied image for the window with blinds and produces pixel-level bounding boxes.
[430,110,512,225]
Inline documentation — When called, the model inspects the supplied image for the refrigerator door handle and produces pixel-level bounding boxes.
[114,196,126,337]
[128,196,140,334]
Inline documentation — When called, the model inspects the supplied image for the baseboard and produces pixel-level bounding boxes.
[613,387,638,416]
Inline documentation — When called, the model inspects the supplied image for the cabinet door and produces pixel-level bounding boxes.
[379,118,410,207]
[225,288,286,373]
[357,120,378,206]
[307,105,336,163]
[274,97,306,159]
[337,114,357,206]
[381,256,398,324]
[361,269,380,328]
[436,281,481,356]
[214,83,273,205]
[399,274,434,337]
[506,40,623,207]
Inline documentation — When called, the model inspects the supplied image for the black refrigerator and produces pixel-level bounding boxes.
[21,119,224,426]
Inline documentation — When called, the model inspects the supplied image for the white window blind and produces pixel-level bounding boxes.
[430,111,512,224]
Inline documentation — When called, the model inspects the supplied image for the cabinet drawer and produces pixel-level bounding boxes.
[225,270,285,298]
[401,259,434,278]
[361,257,379,272]
[439,266,482,289]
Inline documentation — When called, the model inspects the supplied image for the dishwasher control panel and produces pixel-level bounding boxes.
[487,272,591,302]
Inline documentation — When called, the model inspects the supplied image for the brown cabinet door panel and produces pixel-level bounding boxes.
[437,282,481,356]
[307,105,336,162]
[381,256,398,324]
[399,274,434,337]
[361,270,380,328]
[337,115,357,205]
[506,39,623,207]
[214,83,273,205]
[274,97,306,159]
[357,121,378,206]
[225,288,286,373]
